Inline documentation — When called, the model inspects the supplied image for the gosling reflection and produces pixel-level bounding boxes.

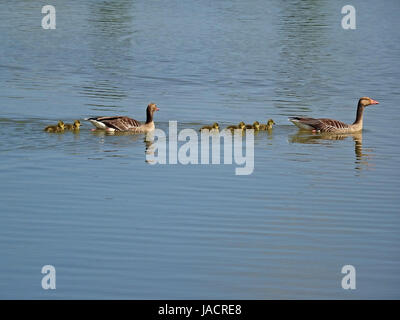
[266,127,274,140]
[289,131,373,171]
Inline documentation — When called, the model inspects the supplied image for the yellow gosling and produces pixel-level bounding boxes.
[200,122,219,132]
[44,120,65,133]
[65,120,81,130]
[245,121,260,130]
[259,119,275,130]
[225,122,246,132]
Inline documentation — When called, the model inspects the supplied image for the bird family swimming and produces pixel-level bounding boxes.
[44,97,378,137]
[86,103,159,133]
[44,120,65,133]
[289,97,379,133]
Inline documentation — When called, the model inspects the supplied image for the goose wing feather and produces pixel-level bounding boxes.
[290,117,349,132]
[87,116,141,131]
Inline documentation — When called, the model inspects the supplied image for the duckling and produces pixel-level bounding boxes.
[245,121,260,130]
[225,121,246,132]
[65,120,81,131]
[200,123,219,132]
[259,119,275,130]
[44,120,65,133]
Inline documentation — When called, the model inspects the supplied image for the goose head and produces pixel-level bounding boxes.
[359,97,379,107]
[148,103,160,113]
[146,103,160,123]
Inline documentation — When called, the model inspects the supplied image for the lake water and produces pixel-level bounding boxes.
[1,0,400,299]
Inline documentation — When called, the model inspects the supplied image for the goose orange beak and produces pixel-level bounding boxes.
[370,99,379,105]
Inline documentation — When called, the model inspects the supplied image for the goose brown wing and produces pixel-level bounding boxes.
[313,118,350,132]
[94,116,141,131]
[291,117,349,132]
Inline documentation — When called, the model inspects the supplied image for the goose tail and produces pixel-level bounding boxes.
[84,117,107,129]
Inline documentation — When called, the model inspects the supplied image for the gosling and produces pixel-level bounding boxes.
[44,120,65,133]
[225,121,246,132]
[200,123,219,132]
[245,121,260,130]
[259,119,275,131]
[65,120,81,131]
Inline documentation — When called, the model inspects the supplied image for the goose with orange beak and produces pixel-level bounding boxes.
[86,103,159,133]
[289,97,379,133]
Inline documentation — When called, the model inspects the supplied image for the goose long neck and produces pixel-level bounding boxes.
[146,108,153,124]
[353,102,365,125]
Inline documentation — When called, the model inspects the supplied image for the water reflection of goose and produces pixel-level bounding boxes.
[288,132,351,144]
[144,131,159,164]
[289,131,373,171]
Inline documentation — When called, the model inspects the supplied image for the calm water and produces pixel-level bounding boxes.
[1,0,400,299]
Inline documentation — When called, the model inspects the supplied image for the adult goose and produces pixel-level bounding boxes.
[86,103,159,133]
[289,97,379,133]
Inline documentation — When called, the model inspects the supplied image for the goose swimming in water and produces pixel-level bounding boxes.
[85,103,159,133]
[289,97,379,133]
